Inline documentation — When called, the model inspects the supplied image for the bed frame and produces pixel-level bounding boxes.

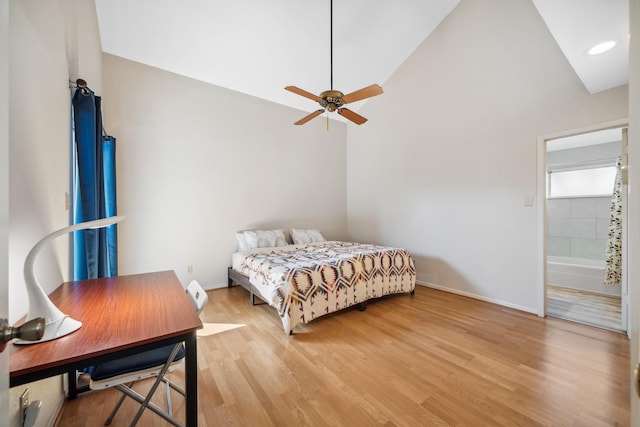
[227,267,267,306]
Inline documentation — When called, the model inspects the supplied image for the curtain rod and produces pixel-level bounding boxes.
[69,78,111,138]
[69,78,91,96]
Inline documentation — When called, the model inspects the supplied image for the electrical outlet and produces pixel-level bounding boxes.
[187,265,193,274]
[20,389,30,423]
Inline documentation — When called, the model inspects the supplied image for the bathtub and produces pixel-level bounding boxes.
[547,256,620,296]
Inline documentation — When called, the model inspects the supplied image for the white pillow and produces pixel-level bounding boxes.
[236,231,250,252]
[240,229,288,250]
[290,229,326,245]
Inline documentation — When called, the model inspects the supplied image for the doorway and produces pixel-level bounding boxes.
[538,121,628,333]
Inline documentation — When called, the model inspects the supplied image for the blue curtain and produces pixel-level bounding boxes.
[72,88,118,280]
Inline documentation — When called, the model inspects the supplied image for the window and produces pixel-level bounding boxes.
[547,166,616,198]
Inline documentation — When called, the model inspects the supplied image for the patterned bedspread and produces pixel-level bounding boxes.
[235,241,416,333]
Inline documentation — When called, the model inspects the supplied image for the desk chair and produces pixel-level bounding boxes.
[90,280,208,426]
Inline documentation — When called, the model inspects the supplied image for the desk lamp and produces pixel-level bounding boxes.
[14,215,125,344]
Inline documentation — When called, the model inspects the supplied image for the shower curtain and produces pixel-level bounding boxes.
[604,156,622,285]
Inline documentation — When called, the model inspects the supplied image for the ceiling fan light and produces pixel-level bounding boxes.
[587,40,617,56]
[284,0,382,126]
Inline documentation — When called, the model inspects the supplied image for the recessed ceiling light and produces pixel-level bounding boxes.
[587,40,617,56]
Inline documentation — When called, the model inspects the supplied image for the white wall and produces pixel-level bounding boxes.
[628,0,639,422]
[346,0,629,312]
[8,1,103,426]
[102,54,348,288]
[9,0,103,322]
[1,0,9,425]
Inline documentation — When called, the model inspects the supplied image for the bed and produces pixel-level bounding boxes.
[228,238,416,334]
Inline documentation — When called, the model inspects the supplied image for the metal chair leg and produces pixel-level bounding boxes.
[112,384,184,427]
[128,343,183,427]
[104,382,133,425]
[165,379,173,417]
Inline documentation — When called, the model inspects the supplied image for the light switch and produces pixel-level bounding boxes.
[525,195,534,207]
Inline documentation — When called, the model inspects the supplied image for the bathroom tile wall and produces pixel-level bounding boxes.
[547,196,610,260]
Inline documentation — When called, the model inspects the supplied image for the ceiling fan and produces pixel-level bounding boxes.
[285,0,383,126]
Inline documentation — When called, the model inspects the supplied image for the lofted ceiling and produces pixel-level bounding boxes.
[94,0,629,117]
[532,0,629,95]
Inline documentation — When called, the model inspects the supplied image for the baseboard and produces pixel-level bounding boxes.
[416,280,538,315]
[50,395,65,427]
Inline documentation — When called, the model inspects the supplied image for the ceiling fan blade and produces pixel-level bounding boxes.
[342,84,383,104]
[285,86,323,103]
[294,109,325,125]
[337,108,367,125]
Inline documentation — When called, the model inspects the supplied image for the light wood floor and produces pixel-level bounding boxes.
[547,284,623,331]
[56,285,630,427]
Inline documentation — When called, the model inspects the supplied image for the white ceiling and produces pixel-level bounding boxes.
[94,0,629,116]
[531,0,629,94]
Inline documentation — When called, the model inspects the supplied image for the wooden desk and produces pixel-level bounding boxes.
[9,270,202,427]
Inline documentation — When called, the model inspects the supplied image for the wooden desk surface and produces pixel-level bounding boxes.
[10,270,203,380]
